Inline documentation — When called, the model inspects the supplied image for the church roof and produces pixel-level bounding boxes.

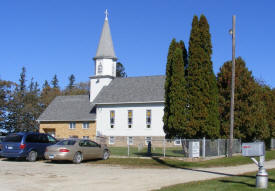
[94,16,116,60]
[38,76,165,122]
[38,95,96,122]
[93,75,165,104]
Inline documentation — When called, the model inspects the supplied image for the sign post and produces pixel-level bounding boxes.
[242,142,268,189]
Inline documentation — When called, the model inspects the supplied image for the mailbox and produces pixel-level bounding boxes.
[242,142,265,157]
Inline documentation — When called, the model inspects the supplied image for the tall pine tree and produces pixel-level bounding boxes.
[163,39,178,138]
[186,15,220,138]
[198,15,220,138]
[163,39,189,138]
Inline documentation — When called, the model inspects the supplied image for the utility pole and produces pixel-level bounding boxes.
[229,15,236,157]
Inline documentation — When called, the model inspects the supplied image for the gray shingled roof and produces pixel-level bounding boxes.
[38,95,95,122]
[93,75,165,104]
[94,18,116,60]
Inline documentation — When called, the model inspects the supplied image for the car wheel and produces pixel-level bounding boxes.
[27,151,37,162]
[73,152,82,164]
[102,150,110,160]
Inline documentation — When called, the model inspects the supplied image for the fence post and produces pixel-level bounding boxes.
[202,137,206,158]
[163,139,166,158]
[217,139,220,156]
[271,138,274,150]
[127,139,130,157]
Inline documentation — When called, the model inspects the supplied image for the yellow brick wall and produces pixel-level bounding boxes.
[39,121,96,139]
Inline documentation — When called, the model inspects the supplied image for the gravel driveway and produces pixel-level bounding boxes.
[0,159,275,191]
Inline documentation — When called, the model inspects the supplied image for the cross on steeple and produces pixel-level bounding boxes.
[105,9,108,20]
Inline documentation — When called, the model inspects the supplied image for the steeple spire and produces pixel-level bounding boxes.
[94,9,116,60]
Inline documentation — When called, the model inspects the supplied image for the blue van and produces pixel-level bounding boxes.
[1,132,57,162]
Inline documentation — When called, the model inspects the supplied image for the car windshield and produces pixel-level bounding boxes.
[56,140,76,146]
[4,134,23,142]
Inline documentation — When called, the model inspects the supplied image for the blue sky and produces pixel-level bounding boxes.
[0,0,274,89]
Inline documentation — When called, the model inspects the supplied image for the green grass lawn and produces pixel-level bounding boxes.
[156,168,275,191]
[90,150,275,169]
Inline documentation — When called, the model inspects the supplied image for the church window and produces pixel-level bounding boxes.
[146,110,151,128]
[109,136,115,144]
[128,110,133,128]
[110,110,115,128]
[98,63,103,74]
[69,122,76,129]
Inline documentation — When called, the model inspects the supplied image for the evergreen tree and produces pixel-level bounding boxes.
[217,57,269,141]
[186,15,220,138]
[51,74,59,89]
[43,80,50,89]
[68,74,75,90]
[199,15,220,138]
[7,73,26,132]
[0,79,14,131]
[163,39,178,138]
[19,67,26,94]
[178,40,188,71]
[163,38,189,138]
[166,47,189,138]
[116,62,127,77]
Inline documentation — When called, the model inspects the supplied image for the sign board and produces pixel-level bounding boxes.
[242,142,265,157]
[189,141,200,158]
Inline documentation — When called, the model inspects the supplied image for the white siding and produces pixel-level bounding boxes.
[96,103,165,137]
[90,78,112,102]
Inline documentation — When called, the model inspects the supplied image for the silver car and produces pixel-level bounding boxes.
[44,139,110,164]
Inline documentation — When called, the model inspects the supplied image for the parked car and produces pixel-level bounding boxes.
[1,132,57,161]
[44,139,110,164]
[0,136,5,157]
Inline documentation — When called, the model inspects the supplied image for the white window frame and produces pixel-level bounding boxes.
[127,137,133,145]
[145,137,152,145]
[128,110,133,124]
[83,136,89,139]
[82,122,89,129]
[110,110,115,128]
[69,122,76,129]
[109,136,115,145]
[146,110,151,128]
[174,139,182,146]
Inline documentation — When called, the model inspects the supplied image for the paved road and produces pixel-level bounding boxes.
[0,159,274,191]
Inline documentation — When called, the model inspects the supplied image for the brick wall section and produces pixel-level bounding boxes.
[39,121,96,139]
[97,136,179,147]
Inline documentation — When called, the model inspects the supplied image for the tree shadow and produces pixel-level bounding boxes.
[151,157,258,178]
[219,179,255,187]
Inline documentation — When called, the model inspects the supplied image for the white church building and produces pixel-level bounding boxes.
[38,11,166,146]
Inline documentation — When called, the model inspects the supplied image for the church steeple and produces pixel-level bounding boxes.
[94,9,117,60]
[90,10,117,102]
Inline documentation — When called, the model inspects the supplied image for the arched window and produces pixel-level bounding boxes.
[98,63,103,74]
